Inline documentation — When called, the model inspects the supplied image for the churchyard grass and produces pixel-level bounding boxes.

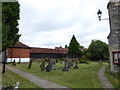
[0,73,2,86]
[2,69,40,88]
[104,63,120,88]
[8,61,103,88]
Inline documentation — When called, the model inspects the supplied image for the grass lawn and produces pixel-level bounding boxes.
[0,73,2,86]
[2,69,41,88]
[104,63,120,88]
[8,61,103,88]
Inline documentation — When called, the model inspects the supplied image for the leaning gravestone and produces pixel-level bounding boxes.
[45,61,52,72]
[40,61,45,71]
[13,60,16,66]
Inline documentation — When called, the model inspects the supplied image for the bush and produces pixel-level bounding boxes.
[45,58,49,62]
[79,55,87,63]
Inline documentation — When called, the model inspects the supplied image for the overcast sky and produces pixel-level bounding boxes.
[18,0,110,49]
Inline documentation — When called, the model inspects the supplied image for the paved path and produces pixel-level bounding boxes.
[6,66,71,89]
[98,65,114,89]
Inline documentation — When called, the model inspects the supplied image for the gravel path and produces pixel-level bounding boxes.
[98,65,114,89]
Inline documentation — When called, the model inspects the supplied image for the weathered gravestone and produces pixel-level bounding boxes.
[13,60,16,66]
[52,61,57,70]
[99,60,103,65]
[40,61,45,71]
[45,61,52,72]
[56,59,58,63]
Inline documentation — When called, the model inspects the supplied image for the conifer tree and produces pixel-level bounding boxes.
[68,35,82,58]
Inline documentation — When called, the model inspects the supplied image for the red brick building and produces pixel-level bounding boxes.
[7,41,87,62]
[7,42,31,62]
[7,42,68,62]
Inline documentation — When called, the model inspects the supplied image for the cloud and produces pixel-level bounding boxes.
[18,0,110,48]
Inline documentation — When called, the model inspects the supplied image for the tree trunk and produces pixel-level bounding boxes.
[18,58,21,64]
[2,50,7,73]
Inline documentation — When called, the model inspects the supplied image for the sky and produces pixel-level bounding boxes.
[18,0,110,49]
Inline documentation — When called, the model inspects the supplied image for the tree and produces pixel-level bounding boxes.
[88,40,109,61]
[68,35,82,58]
[2,1,21,73]
[79,45,84,49]
[65,44,68,48]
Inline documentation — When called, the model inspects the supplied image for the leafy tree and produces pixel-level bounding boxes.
[65,44,68,48]
[2,1,20,73]
[2,1,20,50]
[80,45,84,49]
[68,35,82,58]
[88,40,109,61]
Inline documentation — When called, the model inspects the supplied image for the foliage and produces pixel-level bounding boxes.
[2,1,21,51]
[68,35,82,58]
[65,44,69,48]
[79,45,84,49]
[87,40,109,61]
[79,55,87,63]
[45,57,49,62]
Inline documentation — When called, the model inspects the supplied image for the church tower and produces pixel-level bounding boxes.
[107,0,120,72]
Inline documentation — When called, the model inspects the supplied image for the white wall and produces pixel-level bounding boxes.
[7,58,30,62]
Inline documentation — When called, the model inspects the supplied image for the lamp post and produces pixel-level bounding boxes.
[97,9,102,21]
[97,9,109,21]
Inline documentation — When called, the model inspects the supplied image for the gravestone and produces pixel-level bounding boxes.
[40,61,45,71]
[99,60,103,65]
[13,60,16,66]
[45,61,52,72]
[56,59,58,63]
[53,67,57,70]
[53,61,57,70]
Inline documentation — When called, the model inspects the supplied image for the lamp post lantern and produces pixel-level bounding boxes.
[97,9,102,21]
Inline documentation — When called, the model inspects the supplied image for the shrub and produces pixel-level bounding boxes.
[45,58,49,62]
[79,55,87,63]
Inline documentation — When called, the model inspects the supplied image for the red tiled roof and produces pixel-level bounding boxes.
[31,47,68,54]
[10,42,68,54]
[80,48,88,51]
[10,41,30,49]
[55,47,68,53]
